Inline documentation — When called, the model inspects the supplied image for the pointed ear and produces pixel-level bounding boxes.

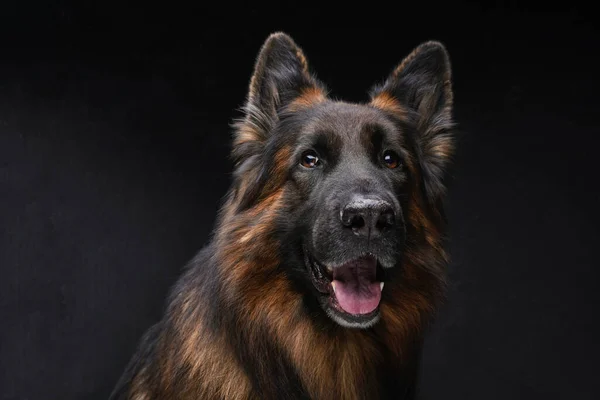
[235,32,326,153]
[230,33,326,211]
[370,41,454,201]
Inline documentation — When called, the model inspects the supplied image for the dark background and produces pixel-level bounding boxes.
[1,2,599,399]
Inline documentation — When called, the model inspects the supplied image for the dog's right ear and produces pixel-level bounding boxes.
[230,33,326,211]
[233,33,326,157]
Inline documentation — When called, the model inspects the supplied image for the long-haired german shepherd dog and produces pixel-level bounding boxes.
[111,32,455,399]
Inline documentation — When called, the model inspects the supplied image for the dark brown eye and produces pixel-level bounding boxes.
[300,150,321,168]
[382,150,400,169]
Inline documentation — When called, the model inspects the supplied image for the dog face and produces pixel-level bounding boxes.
[230,33,454,329]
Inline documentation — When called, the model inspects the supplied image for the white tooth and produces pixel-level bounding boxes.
[380,282,384,291]
[331,281,336,293]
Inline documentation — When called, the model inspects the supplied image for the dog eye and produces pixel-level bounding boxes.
[300,150,321,168]
[382,150,401,169]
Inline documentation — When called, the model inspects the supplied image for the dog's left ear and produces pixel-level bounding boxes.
[370,41,454,201]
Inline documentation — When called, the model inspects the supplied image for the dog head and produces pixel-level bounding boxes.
[229,33,454,329]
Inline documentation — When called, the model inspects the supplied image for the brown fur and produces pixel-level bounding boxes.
[371,91,410,118]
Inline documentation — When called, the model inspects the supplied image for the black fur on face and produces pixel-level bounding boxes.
[274,103,412,328]
[232,32,453,330]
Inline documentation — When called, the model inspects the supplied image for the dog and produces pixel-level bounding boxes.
[110,31,455,400]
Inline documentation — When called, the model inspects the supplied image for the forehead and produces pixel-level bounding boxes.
[298,101,399,139]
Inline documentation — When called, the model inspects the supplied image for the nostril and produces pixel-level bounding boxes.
[376,208,395,231]
[349,214,365,230]
[342,208,365,230]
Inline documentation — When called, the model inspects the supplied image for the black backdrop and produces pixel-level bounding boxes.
[1,2,599,399]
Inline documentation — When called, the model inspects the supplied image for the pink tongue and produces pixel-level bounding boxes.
[333,279,381,315]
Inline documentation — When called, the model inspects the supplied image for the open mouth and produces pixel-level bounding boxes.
[305,250,387,327]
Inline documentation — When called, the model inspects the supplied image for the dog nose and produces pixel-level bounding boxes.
[341,197,395,238]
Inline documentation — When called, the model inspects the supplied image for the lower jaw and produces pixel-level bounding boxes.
[321,296,381,329]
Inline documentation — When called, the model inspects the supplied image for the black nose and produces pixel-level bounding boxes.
[341,197,395,238]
